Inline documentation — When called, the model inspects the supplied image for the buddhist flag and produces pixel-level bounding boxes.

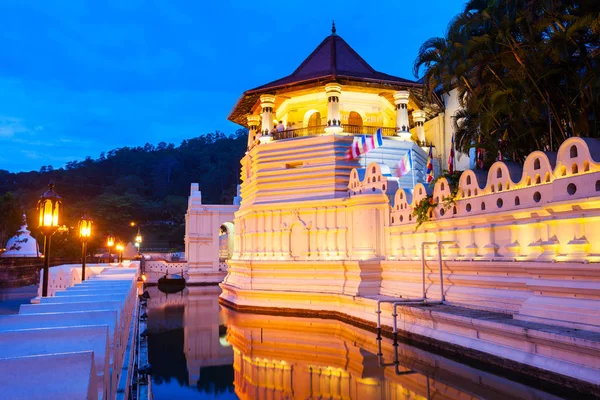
[361,128,383,153]
[345,137,362,160]
[448,134,455,174]
[426,144,434,183]
[344,128,384,160]
[397,150,413,177]
[476,135,484,169]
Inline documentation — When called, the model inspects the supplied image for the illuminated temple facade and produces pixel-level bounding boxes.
[186,26,600,388]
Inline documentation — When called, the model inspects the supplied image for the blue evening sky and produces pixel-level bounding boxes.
[0,0,464,172]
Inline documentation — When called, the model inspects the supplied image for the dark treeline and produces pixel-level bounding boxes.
[0,129,247,256]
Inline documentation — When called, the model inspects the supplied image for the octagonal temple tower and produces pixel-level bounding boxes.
[222,26,444,296]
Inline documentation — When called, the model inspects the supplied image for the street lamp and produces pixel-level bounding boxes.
[78,211,92,281]
[116,241,124,263]
[135,226,142,256]
[37,181,62,297]
[107,234,115,264]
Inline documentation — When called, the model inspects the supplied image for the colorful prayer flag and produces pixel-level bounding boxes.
[397,150,413,177]
[476,135,484,169]
[426,144,434,183]
[344,129,384,160]
[448,134,455,174]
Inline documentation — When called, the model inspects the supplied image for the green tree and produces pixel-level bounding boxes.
[0,192,23,249]
[414,0,600,167]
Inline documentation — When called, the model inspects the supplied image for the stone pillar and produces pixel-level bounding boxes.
[260,94,275,143]
[247,114,261,149]
[325,83,343,134]
[394,90,411,141]
[413,110,426,145]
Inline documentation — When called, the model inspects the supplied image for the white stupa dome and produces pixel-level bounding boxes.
[2,215,41,258]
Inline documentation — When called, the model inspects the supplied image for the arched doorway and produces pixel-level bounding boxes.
[347,111,363,134]
[219,222,235,271]
[308,112,321,135]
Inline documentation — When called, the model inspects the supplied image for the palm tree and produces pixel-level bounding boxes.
[414,0,600,168]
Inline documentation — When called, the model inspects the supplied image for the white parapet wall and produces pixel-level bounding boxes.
[0,264,139,400]
[221,136,600,390]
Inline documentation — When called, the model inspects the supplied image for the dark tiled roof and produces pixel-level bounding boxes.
[228,32,423,126]
[250,33,418,91]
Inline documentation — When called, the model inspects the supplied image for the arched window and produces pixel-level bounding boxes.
[570,145,578,158]
[372,166,376,174]
[534,158,541,170]
[572,163,578,174]
[497,168,502,178]
[515,196,520,206]
[308,112,321,134]
[348,111,363,133]
[467,176,472,185]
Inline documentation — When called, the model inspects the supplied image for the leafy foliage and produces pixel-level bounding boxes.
[0,130,247,256]
[412,196,438,229]
[0,192,23,248]
[414,0,600,167]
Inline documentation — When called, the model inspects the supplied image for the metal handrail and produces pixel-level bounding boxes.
[270,124,397,140]
[377,240,456,335]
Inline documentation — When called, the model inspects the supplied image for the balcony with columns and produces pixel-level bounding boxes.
[244,87,428,149]
[231,25,441,152]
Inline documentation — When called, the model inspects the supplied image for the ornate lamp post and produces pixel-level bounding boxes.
[107,234,115,264]
[135,226,142,256]
[37,182,62,297]
[78,211,92,281]
[116,241,124,263]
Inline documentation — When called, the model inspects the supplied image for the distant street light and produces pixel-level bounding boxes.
[135,226,143,256]
[116,241,124,263]
[107,234,115,264]
[37,181,62,297]
[78,211,92,281]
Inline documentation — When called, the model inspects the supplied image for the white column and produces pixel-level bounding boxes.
[413,110,426,145]
[259,94,275,143]
[246,114,261,149]
[325,83,343,134]
[394,90,411,141]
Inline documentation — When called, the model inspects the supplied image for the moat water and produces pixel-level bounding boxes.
[145,286,568,400]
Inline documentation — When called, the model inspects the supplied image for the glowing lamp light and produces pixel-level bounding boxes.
[141,274,147,282]
[135,226,142,243]
[116,242,124,252]
[107,235,115,248]
[78,211,93,240]
[37,182,62,235]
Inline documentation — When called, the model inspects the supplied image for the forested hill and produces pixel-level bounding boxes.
[0,129,247,254]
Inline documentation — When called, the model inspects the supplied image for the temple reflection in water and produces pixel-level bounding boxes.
[146,287,561,400]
